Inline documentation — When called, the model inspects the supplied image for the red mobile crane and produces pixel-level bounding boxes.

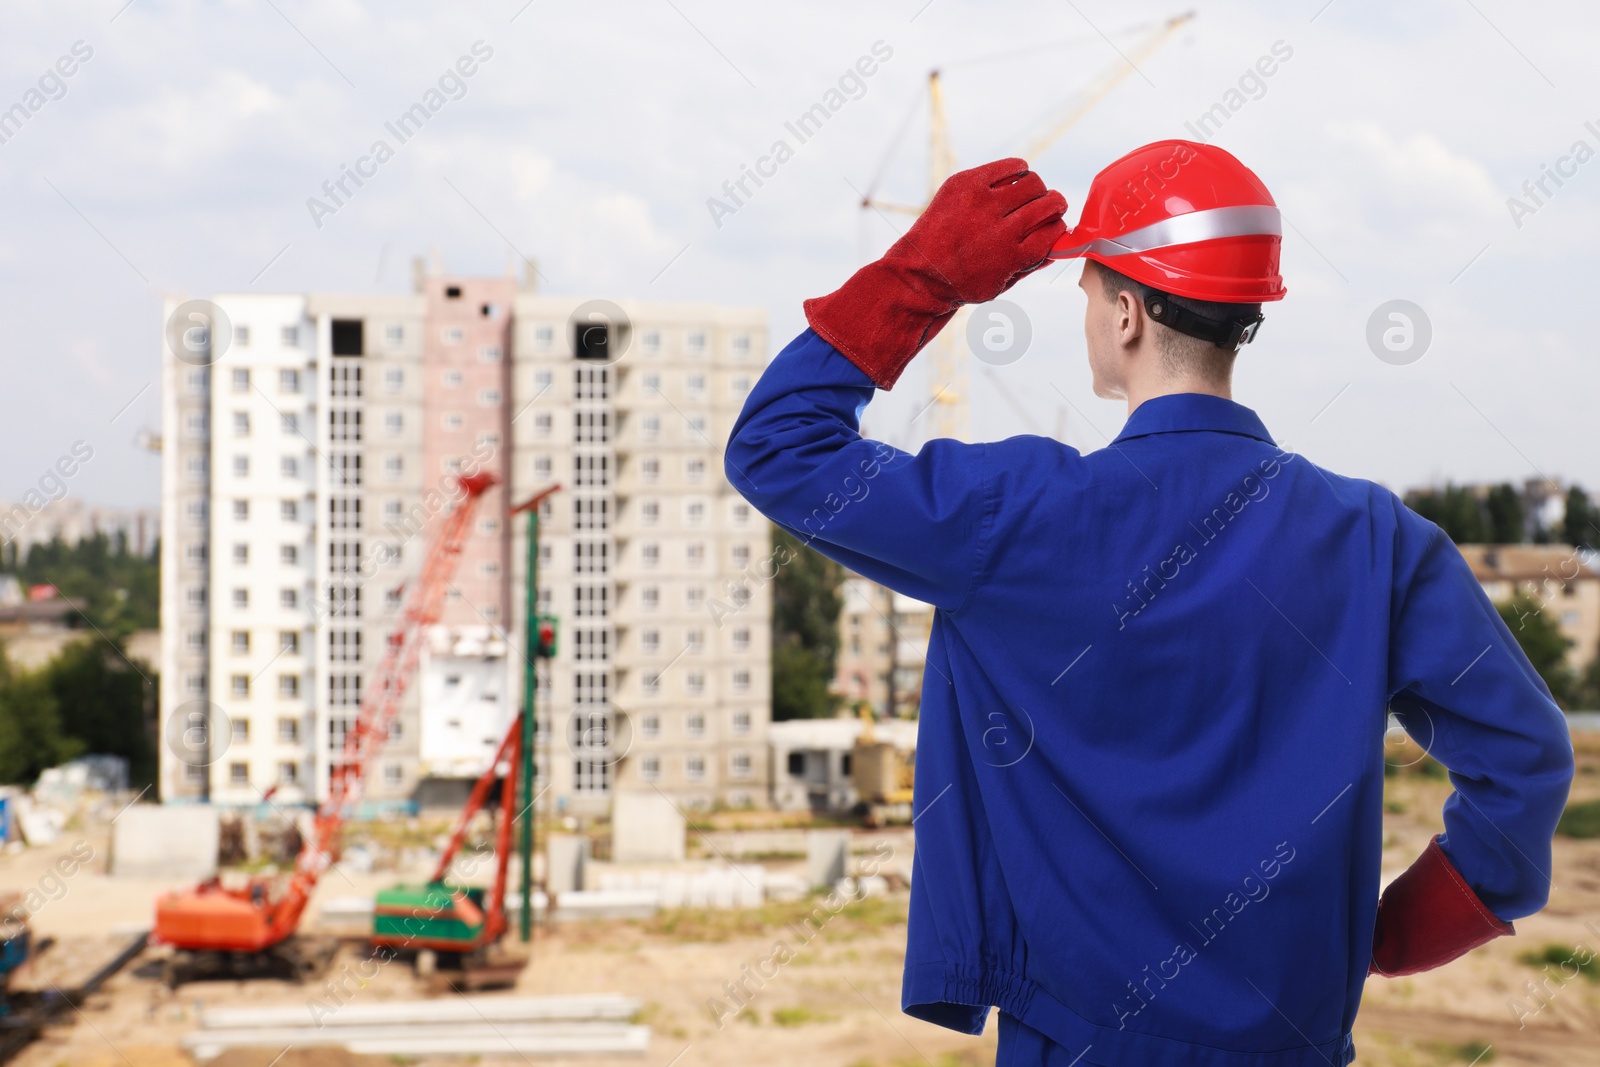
[152,472,499,983]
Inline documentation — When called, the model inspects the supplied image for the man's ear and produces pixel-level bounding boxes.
[1115,288,1145,348]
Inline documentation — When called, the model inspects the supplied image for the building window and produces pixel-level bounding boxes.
[384,367,403,392]
[282,500,298,522]
[731,544,750,567]
[186,368,209,393]
[479,344,502,362]
[685,457,706,482]
[385,455,403,479]
[573,628,610,662]
[383,763,403,787]
[640,500,660,525]
[575,585,608,617]
[232,411,250,437]
[686,628,704,652]
[732,668,751,693]
[280,631,299,654]
[641,543,659,568]
[641,714,660,739]
[384,411,403,436]
[641,586,660,611]
[686,501,706,525]
[731,752,752,778]
[231,630,250,654]
[278,717,299,743]
[233,455,249,478]
[641,415,661,441]
[185,629,206,654]
[231,368,250,392]
[330,409,362,442]
[279,674,299,699]
[642,671,660,695]
[686,374,706,399]
[280,588,298,610]
[574,541,609,575]
[641,373,661,394]
[641,755,661,781]
[186,456,207,482]
[687,416,707,438]
[641,329,661,355]
[685,754,706,780]
[685,587,704,611]
[732,376,751,397]
[185,671,206,694]
[732,627,751,652]
[535,324,554,350]
[733,710,751,735]
[641,457,660,483]
[575,454,610,487]
[686,673,705,698]
[185,542,207,567]
[232,588,248,609]
[686,543,705,567]
[281,325,299,347]
[186,586,207,610]
[574,410,609,443]
[329,363,362,398]
[385,323,405,348]
[280,456,298,479]
[443,326,463,344]
[280,544,297,565]
[685,330,706,356]
[330,630,362,662]
[185,412,208,439]
[231,674,250,698]
[186,499,208,525]
[479,387,501,405]
[329,674,363,707]
[229,762,249,786]
[278,761,298,785]
[279,369,300,394]
[641,628,660,655]
[732,333,751,358]
[329,497,361,530]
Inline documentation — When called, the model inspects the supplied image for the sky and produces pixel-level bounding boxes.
[1,0,1597,510]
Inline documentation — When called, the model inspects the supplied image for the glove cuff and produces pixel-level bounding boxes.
[1369,833,1514,978]
[803,256,960,391]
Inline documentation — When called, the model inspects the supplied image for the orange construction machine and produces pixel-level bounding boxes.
[152,472,498,983]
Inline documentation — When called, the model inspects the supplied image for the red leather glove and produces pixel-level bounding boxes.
[804,157,1067,390]
[1368,834,1514,977]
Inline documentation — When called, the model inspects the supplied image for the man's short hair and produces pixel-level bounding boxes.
[1092,260,1261,381]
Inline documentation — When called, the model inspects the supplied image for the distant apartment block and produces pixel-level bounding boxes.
[159,264,772,814]
[1459,543,1600,671]
[832,573,934,719]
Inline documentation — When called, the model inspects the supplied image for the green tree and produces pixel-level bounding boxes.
[1561,486,1600,551]
[4,532,159,637]
[771,529,844,720]
[1496,594,1576,708]
[0,641,80,784]
[1406,484,1489,544]
[1484,483,1525,544]
[40,636,156,788]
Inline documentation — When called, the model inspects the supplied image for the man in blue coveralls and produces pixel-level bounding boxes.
[723,142,1575,1067]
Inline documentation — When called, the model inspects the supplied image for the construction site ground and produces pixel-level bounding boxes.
[6,739,1600,1067]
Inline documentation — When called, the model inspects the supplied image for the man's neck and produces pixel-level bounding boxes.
[1124,380,1232,418]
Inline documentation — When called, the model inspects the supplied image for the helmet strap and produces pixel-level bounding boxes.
[1142,289,1264,350]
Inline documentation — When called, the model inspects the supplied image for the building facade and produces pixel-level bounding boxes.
[158,267,772,814]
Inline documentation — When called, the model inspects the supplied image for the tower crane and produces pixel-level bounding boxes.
[859,11,1195,444]
[152,471,500,985]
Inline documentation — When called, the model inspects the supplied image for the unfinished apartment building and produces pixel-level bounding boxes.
[158,265,771,814]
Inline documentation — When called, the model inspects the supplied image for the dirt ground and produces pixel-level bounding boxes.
[6,739,1600,1067]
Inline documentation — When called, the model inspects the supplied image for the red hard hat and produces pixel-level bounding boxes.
[1049,140,1286,304]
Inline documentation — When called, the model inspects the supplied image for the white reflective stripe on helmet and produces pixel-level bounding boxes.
[1055,204,1282,258]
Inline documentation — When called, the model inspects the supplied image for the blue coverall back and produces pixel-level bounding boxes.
[726,329,1574,1067]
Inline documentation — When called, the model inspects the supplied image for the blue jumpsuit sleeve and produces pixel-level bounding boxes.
[724,328,995,612]
[1386,504,1576,920]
